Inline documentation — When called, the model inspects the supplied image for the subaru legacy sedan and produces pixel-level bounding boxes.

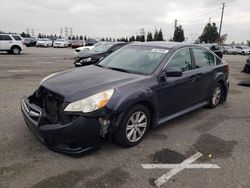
[21,42,229,155]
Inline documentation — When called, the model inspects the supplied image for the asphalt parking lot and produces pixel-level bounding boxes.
[0,47,250,188]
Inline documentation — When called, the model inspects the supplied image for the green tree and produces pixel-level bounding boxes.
[129,36,135,42]
[84,35,87,41]
[38,33,42,38]
[68,36,71,40]
[20,32,27,37]
[153,30,159,41]
[158,29,164,41]
[79,35,83,40]
[140,35,145,42]
[199,22,219,43]
[173,25,185,42]
[247,40,250,46]
[135,35,141,41]
[146,32,153,41]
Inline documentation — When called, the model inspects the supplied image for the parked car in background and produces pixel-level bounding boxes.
[85,39,98,46]
[23,37,37,47]
[68,40,73,47]
[71,40,84,48]
[74,42,127,67]
[21,42,229,154]
[53,39,69,48]
[0,34,25,54]
[200,44,223,58]
[74,42,106,57]
[234,46,250,55]
[243,56,250,73]
[36,38,53,47]
[222,46,237,55]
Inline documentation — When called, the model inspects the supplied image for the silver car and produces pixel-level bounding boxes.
[222,46,237,55]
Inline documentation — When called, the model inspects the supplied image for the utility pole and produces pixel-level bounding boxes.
[219,3,225,37]
[209,17,211,24]
[174,19,178,31]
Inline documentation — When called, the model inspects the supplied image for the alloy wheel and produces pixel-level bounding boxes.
[126,111,147,143]
[212,86,222,106]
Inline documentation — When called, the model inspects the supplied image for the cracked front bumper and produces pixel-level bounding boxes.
[21,97,101,155]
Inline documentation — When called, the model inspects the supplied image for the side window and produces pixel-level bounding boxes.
[193,48,215,68]
[12,35,22,41]
[166,48,192,71]
[0,35,12,41]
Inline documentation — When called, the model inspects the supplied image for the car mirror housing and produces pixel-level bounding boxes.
[157,70,167,82]
[165,67,183,77]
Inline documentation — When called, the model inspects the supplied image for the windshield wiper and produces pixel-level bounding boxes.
[94,64,104,68]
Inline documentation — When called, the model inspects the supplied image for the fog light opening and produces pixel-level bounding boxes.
[98,117,111,137]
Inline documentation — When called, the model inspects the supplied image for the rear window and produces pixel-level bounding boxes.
[12,35,22,41]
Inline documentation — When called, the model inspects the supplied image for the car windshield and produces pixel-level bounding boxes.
[92,44,114,53]
[98,45,168,75]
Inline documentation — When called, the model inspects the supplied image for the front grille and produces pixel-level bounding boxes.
[29,87,72,125]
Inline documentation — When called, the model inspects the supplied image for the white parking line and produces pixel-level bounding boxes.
[7,69,32,73]
[142,152,220,187]
[36,61,53,64]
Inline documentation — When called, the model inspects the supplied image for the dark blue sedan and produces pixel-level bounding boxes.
[21,42,229,155]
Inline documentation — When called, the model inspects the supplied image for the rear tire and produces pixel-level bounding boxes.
[11,46,21,55]
[208,83,223,108]
[114,104,150,147]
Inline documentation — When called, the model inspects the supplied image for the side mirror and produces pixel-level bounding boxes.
[165,67,183,77]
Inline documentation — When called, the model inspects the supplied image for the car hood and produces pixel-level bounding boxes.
[77,51,103,58]
[41,65,144,102]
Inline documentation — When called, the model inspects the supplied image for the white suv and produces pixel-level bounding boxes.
[0,34,25,54]
[234,46,250,55]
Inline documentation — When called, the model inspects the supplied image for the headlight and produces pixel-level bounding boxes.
[64,89,114,113]
[40,73,57,85]
[80,57,91,63]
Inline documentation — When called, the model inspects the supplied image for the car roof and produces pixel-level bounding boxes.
[128,41,196,49]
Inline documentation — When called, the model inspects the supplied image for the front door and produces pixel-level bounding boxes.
[156,48,196,118]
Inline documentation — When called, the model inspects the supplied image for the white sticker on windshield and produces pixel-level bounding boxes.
[151,48,169,54]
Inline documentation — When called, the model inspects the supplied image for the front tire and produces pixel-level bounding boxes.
[208,83,223,108]
[114,104,150,147]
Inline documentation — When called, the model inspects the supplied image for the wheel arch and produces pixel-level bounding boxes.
[11,45,21,50]
[112,98,158,132]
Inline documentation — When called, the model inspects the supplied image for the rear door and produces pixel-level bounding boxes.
[191,47,217,103]
[0,35,13,50]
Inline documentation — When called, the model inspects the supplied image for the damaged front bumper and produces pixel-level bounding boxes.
[21,96,105,155]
